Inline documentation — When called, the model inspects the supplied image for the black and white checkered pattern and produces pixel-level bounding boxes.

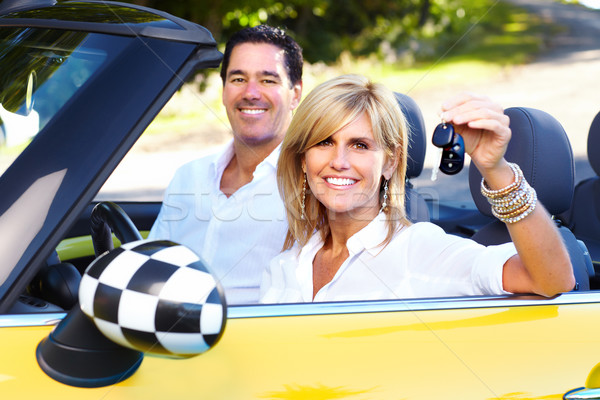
[79,240,226,358]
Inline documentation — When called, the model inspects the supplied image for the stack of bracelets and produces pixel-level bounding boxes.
[480,162,537,224]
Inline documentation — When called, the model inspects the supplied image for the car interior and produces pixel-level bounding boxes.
[9,94,600,313]
[559,110,600,284]
[468,106,595,291]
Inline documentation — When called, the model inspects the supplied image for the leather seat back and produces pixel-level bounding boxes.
[468,107,592,290]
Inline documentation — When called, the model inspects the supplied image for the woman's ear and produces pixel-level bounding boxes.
[301,155,306,173]
[382,147,400,180]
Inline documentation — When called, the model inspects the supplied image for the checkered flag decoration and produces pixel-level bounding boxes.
[78,239,227,358]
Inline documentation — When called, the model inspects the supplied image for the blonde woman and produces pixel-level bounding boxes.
[259,74,574,303]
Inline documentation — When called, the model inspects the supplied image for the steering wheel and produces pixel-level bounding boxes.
[90,201,142,257]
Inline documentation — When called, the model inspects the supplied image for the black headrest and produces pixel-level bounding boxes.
[469,107,575,217]
[588,111,600,176]
[395,92,426,179]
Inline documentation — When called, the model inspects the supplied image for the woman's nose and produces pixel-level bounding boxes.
[330,147,350,170]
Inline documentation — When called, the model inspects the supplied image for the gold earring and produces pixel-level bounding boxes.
[301,174,307,220]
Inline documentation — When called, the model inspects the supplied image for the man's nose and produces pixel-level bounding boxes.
[243,80,261,100]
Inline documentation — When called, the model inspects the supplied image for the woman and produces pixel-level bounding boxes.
[259,74,574,303]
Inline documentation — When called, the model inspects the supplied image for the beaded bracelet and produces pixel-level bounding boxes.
[481,162,537,224]
[492,190,537,224]
[480,163,523,199]
[489,188,533,215]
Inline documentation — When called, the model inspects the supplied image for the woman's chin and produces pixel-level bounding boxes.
[326,205,380,221]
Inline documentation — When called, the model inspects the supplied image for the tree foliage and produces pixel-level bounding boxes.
[119,0,507,65]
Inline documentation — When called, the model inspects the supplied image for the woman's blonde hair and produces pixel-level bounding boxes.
[277,74,410,250]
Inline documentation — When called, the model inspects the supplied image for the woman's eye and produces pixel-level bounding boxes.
[317,139,332,146]
[353,142,368,150]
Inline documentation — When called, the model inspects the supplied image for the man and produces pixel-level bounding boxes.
[148,25,303,305]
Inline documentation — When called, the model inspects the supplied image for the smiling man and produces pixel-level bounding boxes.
[148,25,303,304]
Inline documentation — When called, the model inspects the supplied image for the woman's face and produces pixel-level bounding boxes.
[303,112,395,221]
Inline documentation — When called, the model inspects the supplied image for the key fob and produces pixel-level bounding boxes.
[432,123,454,148]
[431,122,464,175]
[439,133,464,175]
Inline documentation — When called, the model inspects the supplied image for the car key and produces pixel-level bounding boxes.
[431,121,464,179]
[432,121,455,148]
[430,122,454,181]
[439,133,464,175]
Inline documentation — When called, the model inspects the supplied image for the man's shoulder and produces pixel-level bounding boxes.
[175,146,228,176]
[165,147,227,192]
[181,151,219,170]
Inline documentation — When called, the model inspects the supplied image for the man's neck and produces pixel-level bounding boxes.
[219,138,280,197]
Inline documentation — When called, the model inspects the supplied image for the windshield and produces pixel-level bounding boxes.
[0,27,107,176]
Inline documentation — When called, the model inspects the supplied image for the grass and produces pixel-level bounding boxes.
[439,4,548,64]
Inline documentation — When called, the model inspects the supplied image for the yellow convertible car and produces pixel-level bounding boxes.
[1,1,600,399]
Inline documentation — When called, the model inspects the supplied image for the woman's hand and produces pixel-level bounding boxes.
[440,92,511,175]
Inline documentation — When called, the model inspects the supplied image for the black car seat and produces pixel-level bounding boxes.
[559,111,600,268]
[468,107,594,291]
[395,92,429,223]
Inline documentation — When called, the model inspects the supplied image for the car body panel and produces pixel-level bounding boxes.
[2,295,600,398]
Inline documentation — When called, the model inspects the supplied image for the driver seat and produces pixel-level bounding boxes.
[468,107,594,291]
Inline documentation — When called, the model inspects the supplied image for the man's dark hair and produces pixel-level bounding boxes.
[220,25,303,87]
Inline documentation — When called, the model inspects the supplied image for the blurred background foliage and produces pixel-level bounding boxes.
[113,0,555,140]
[119,0,546,66]
[106,0,583,146]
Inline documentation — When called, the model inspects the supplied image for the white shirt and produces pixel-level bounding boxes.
[260,214,516,303]
[149,141,287,305]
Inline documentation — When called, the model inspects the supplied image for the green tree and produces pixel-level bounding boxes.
[116,0,531,68]
[113,0,480,62]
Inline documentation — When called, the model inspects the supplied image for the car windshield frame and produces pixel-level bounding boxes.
[0,21,219,312]
[0,0,216,44]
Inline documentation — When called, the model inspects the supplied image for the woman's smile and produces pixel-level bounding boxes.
[324,176,358,188]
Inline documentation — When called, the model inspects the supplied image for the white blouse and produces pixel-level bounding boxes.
[260,213,516,303]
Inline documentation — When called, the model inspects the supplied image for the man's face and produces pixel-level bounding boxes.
[222,42,302,147]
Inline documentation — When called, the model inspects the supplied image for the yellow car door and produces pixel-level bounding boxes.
[2,293,600,399]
